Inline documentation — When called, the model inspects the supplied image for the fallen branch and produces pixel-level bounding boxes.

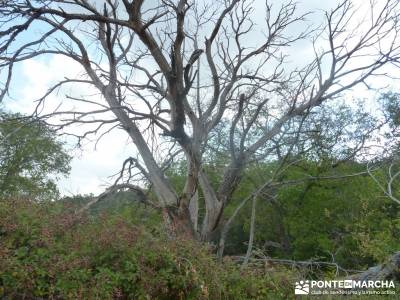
[347,252,400,282]
[75,183,157,215]
[231,255,363,276]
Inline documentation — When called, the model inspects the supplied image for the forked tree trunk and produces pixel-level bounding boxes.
[162,203,198,240]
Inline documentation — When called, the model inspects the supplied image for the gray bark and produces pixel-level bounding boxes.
[348,252,400,282]
[189,190,199,232]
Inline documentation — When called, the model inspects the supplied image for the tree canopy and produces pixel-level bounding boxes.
[0,112,71,200]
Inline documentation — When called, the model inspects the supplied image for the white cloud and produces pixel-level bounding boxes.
[5,54,137,195]
[58,126,137,195]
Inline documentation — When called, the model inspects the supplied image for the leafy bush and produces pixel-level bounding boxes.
[0,199,293,299]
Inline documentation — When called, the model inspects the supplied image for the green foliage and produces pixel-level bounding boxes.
[380,92,400,128]
[0,112,71,200]
[352,200,400,263]
[224,159,400,270]
[0,199,295,299]
[160,153,400,274]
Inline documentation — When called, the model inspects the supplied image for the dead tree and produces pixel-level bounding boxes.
[368,157,400,205]
[1,0,399,242]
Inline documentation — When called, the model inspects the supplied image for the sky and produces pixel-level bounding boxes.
[2,0,397,196]
[4,55,137,195]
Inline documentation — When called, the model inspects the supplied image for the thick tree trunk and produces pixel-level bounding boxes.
[199,170,223,240]
[163,203,198,240]
[104,89,179,207]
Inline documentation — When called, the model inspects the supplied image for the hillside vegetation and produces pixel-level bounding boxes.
[0,198,297,299]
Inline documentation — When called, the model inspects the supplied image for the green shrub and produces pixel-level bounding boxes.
[0,199,291,299]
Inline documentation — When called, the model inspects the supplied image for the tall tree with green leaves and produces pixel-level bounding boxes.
[0,112,71,201]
